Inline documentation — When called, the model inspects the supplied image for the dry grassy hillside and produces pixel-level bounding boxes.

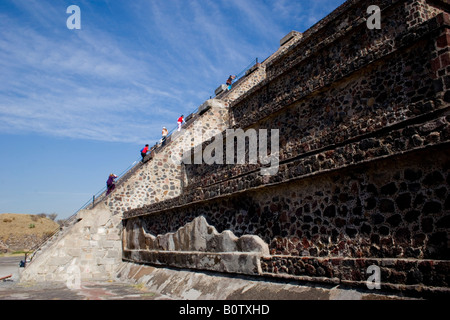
[0,213,60,252]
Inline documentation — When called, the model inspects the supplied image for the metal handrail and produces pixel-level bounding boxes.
[24,155,144,265]
[234,58,259,80]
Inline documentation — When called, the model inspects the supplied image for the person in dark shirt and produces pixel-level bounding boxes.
[226,75,236,89]
[106,174,117,195]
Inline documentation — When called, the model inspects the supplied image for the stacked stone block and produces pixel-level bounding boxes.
[20,204,122,282]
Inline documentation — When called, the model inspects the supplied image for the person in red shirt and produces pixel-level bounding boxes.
[141,144,149,162]
[177,115,184,131]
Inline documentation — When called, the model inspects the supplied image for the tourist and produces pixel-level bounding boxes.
[226,75,236,90]
[177,115,184,131]
[161,127,169,145]
[140,144,149,162]
[106,174,117,195]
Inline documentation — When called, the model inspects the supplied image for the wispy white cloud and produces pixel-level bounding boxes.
[0,3,181,143]
[0,0,346,145]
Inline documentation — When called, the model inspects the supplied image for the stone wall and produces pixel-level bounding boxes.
[20,203,122,282]
[128,145,449,255]
[168,1,450,201]
[122,145,449,295]
[232,0,447,129]
[217,30,303,125]
[121,0,450,296]
[104,100,229,215]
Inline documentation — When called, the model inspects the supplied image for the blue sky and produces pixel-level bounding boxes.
[0,0,345,220]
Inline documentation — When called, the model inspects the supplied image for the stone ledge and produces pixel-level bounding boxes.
[279,31,302,47]
[183,109,450,191]
[123,250,263,275]
[261,255,450,296]
[116,261,424,300]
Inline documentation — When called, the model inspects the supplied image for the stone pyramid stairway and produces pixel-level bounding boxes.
[20,203,122,283]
